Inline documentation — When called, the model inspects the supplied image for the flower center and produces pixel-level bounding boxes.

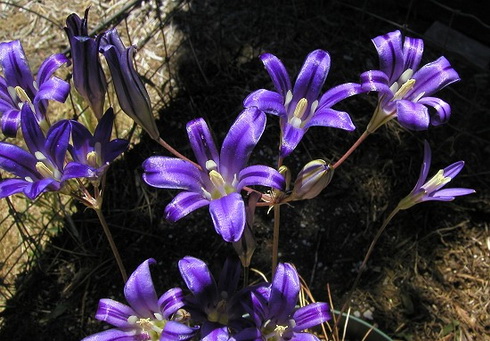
[288,97,318,129]
[202,160,237,200]
[421,169,451,193]
[207,291,230,325]
[127,313,167,341]
[262,319,296,340]
[34,151,61,180]
[86,142,103,168]
[390,69,416,101]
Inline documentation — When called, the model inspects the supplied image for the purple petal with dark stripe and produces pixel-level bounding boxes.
[81,328,136,341]
[36,53,70,85]
[209,192,245,242]
[217,258,241,295]
[161,321,197,341]
[220,108,266,181]
[23,177,58,199]
[290,332,320,341]
[20,105,45,155]
[237,165,285,191]
[0,109,21,137]
[291,50,330,105]
[359,70,392,97]
[396,100,429,131]
[0,179,28,199]
[178,256,217,302]
[432,188,475,200]
[442,161,465,179]
[418,96,451,126]
[0,40,35,97]
[305,107,355,131]
[409,57,460,99]
[0,142,38,178]
[269,263,300,322]
[292,302,331,331]
[158,287,185,319]
[201,324,230,341]
[243,89,286,117]
[95,298,136,328]
[164,191,209,222]
[280,124,305,158]
[62,162,96,180]
[45,119,71,170]
[317,82,363,109]
[403,36,424,71]
[124,258,159,318]
[372,30,404,83]
[35,77,70,103]
[186,117,219,169]
[413,141,431,191]
[260,53,291,98]
[143,157,203,192]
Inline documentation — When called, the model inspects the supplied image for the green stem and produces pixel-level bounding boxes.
[331,130,370,170]
[335,206,401,328]
[94,208,128,283]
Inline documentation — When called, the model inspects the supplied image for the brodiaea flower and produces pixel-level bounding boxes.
[397,140,474,210]
[178,256,252,340]
[0,105,72,199]
[360,30,460,132]
[83,259,196,341]
[236,263,331,341]
[66,108,128,179]
[244,50,361,157]
[142,108,284,242]
[0,40,70,136]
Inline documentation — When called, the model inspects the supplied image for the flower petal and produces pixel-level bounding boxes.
[81,328,137,341]
[186,117,219,170]
[372,30,404,83]
[291,50,330,105]
[413,140,431,191]
[237,165,285,190]
[432,188,475,200]
[403,36,424,71]
[0,178,29,199]
[0,108,21,137]
[280,123,305,158]
[442,161,465,179]
[158,287,185,319]
[36,53,70,86]
[161,321,197,341]
[164,191,210,222]
[220,108,266,181]
[178,256,217,303]
[217,258,241,296]
[0,40,35,97]
[417,96,451,126]
[209,193,246,242]
[317,82,363,109]
[359,70,392,97]
[243,89,286,117]
[269,263,300,322]
[124,258,159,318]
[35,77,70,104]
[292,302,331,331]
[62,162,96,180]
[396,100,429,131]
[20,104,45,155]
[23,177,58,199]
[259,53,291,98]
[95,298,136,329]
[289,332,321,341]
[201,324,230,341]
[305,108,355,131]
[409,56,460,99]
[45,119,72,171]
[0,142,38,178]
[143,157,203,192]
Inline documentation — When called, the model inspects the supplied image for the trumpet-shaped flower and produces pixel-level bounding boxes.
[100,29,160,141]
[0,40,70,136]
[65,9,107,119]
[397,140,474,210]
[67,108,129,179]
[360,30,460,132]
[143,108,284,242]
[244,50,361,157]
[178,256,252,340]
[236,263,331,341]
[83,258,197,341]
[0,105,72,199]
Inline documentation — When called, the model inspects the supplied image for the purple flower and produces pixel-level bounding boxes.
[65,108,128,180]
[100,29,160,141]
[0,105,73,200]
[244,50,361,157]
[83,259,197,341]
[360,30,460,132]
[178,256,252,340]
[142,108,284,242]
[65,9,107,119]
[398,141,474,210]
[0,40,70,137]
[236,263,331,341]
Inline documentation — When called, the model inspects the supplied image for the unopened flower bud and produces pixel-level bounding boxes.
[290,159,333,200]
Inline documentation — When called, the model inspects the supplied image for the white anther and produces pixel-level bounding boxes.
[284,90,293,107]
[127,315,138,324]
[205,160,218,172]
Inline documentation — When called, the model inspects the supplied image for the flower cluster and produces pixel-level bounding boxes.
[0,8,476,341]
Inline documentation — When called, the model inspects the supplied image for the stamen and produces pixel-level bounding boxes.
[284,90,293,107]
[209,170,226,189]
[205,160,218,172]
[290,116,302,129]
[7,86,19,103]
[34,151,47,161]
[422,169,451,192]
[35,162,53,178]
[127,315,138,324]
[87,151,99,168]
[24,176,34,183]
[393,79,415,101]
[15,86,31,103]
[310,99,318,115]
[153,313,163,321]
[293,98,308,119]
[399,68,413,83]
[201,187,212,200]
